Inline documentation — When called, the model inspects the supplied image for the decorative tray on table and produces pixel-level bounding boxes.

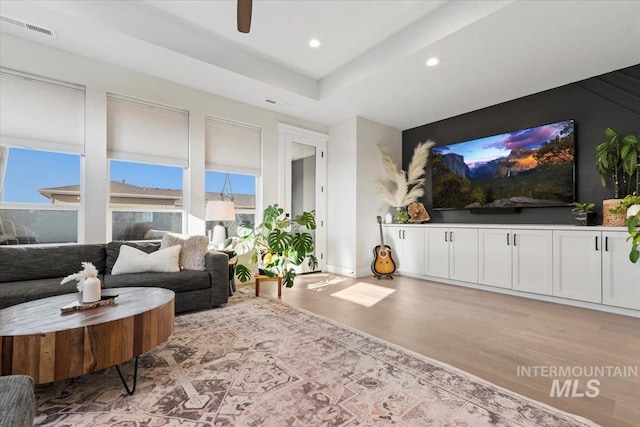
[60,294,118,314]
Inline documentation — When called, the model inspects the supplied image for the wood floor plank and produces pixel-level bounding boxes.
[251,273,640,427]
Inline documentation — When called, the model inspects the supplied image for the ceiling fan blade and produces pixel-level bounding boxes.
[237,0,252,33]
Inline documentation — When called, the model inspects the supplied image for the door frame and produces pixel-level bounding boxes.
[278,123,328,272]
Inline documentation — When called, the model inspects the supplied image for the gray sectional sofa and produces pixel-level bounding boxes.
[0,375,35,427]
[0,241,229,313]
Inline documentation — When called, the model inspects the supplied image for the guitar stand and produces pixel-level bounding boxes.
[374,273,394,280]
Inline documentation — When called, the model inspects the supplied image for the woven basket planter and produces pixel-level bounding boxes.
[602,199,626,227]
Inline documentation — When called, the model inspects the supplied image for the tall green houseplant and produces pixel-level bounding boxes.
[596,127,640,197]
[230,204,317,288]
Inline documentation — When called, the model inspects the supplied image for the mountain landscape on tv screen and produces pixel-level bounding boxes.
[431,120,575,209]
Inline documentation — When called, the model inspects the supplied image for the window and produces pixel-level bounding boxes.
[204,117,261,239]
[107,94,189,241]
[205,171,256,238]
[0,147,81,244]
[109,160,183,241]
[0,69,85,245]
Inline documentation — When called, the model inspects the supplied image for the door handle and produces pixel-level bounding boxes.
[445,231,448,242]
[595,236,599,251]
[449,231,453,242]
[507,233,510,246]
[402,230,406,239]
[513,233,517,246]
[605,236,609,252]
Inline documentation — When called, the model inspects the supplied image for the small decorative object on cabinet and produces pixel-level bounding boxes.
[407,201,430,223]
[571,202,596,226]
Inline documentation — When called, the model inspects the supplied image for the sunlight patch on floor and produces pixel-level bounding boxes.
[330,282,396,307]
[305,275,348,291]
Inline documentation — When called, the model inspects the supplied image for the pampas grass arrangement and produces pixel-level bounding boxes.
[375,140,435,208]
[61,262,99,293]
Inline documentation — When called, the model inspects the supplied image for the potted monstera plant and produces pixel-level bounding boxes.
[229,204,317,288]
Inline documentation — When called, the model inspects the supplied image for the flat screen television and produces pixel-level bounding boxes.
[431,119,575,210]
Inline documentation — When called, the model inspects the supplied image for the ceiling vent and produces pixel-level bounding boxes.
[0,15,56,38]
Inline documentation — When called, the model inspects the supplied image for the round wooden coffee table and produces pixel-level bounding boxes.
[0,287,174,394]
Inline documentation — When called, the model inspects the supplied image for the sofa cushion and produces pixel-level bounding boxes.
[111,244,181,275]
[161,233,209,270]
[105,241,161,274]
[0,277,82,309]
[0,375,35,427]
[103,270,211,293]
[0,244,106,283]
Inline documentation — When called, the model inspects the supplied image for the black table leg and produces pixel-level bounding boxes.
[115,356,139,395]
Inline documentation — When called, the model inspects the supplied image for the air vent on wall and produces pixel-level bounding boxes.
[0,15,56,37]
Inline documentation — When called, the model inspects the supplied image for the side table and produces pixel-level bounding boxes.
[216,249,237,296]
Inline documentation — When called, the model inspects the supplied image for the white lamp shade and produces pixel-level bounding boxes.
[206,200,236,221]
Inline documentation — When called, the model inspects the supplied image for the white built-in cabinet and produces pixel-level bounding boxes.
[384,224,640,315]
[385,227,425,275]
[553,230,603,303]
[424,227,478,283]
[602,231,640,310]
[478,228,553,295]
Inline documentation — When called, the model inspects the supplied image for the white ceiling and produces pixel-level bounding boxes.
[1,0,639,131]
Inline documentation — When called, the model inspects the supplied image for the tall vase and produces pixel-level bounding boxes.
[82,277,101,303]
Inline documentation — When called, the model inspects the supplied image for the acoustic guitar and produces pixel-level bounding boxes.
[371,215,396,279]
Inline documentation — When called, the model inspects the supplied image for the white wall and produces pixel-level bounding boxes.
[327,117,358,276]
[355,117,402,276]
[0,34,328,243]
[326,117,401,277]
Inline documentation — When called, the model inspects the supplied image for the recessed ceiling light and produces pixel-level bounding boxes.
[309,39,321,48]
[426,57,441,67]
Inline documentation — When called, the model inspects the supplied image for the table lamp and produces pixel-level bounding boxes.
[206,200,236,249]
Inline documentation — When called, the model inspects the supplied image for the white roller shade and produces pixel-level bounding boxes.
[0,69,85,154]
[205,117,261,176]
[107,94,189,167]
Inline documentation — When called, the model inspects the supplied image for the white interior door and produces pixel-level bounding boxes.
[279,124,327,273]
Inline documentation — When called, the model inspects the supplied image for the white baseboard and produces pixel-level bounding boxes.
[397,272,640,318]
[326,264,357,277]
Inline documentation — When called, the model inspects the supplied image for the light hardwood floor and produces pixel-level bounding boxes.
[247,273,640,427]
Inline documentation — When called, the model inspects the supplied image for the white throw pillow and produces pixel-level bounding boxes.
[111,244,181,275]
[160,232,209,270]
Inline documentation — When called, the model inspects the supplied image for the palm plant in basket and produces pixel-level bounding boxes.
[229,204,317,288]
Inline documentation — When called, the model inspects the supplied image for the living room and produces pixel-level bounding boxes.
[1,1,639,426]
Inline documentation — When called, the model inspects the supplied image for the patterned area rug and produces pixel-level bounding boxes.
[35,291,598,426]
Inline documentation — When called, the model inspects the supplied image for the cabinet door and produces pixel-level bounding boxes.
[400,228,425,275]
[449,228,478,283]
[602,231,640,310]
[553,230,602,303]
[512,229,553,295]
[384,227,404,272]
[478,228,512,289]
[425,227,449,278]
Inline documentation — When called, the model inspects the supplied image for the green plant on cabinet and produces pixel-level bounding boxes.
[609,193,640,263]
[596,128,639,198]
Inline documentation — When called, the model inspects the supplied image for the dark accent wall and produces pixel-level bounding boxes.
[402,64,640,224]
